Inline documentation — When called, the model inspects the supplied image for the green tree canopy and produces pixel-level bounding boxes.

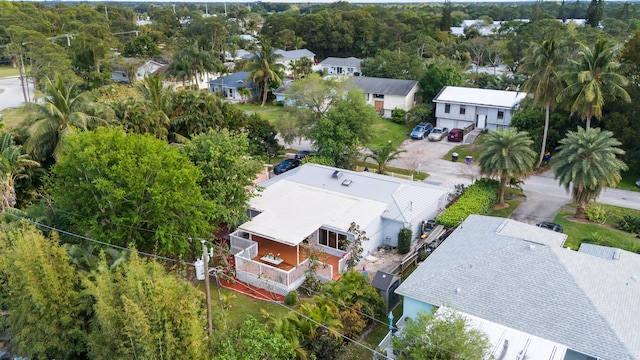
[478,128,536,205]
[49,128,214,259]
[362,49,426,81]
[420,61,465,103]
[85,251,208,359]
[552,127,627,219]
[0,223,86,359]
[392,309,491,360]
[182,129,262,226]
[212,316,296,360]
[247,41,285,107]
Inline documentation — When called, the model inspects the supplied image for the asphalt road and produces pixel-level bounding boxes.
[0,76,32,111]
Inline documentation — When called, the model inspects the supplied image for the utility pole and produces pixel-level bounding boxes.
[201,240,213,337]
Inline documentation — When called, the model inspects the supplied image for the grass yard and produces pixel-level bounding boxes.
[368,118,410,149]
[617,170,640,192]
[0,65,21,78]
[235,102,286,124]
[487,187,525,218]
[0,107,30,131]
[442,139,484,163]
[198,281,289,327]
[553,209,640,252]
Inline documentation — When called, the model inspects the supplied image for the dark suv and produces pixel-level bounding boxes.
[294,150,314,160]
[536,222,564,233]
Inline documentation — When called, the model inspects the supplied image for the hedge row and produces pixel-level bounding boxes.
[436,178,499,228]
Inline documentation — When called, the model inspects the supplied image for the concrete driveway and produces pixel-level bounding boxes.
[0,76,32,111]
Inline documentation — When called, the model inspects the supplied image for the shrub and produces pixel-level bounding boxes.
[284,291,298,306]
[398,228,412,254]
[617,215,640,233]
[391,108,407,124]
[436,178,499,228]
[585,203,608,224]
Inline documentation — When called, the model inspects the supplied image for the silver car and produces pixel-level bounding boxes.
[428,127,449,141]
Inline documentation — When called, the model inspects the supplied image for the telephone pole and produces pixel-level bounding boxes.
[201,240,213,336]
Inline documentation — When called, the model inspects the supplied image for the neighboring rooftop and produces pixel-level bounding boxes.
[396,215,640,360]
[319,57,362,68]
[350,76,418,96]
[209,71,254,88]
[433,86,527,109]
[275,49,315,61]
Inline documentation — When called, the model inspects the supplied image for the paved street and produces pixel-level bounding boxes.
[0,76,32,111]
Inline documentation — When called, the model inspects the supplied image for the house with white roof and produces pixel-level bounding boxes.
[381,215,640,360]
[229,164,449,295]
[433,86,527,130]
[319,57,362,76]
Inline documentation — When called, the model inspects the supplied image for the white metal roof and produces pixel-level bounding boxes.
[239,180,388,246]
[433,86,527,109]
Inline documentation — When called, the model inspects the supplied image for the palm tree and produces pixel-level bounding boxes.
[364,141,406,175]
[557,39,630,129]
[0,132,40,211]
[25,76,108,161]
[238,87,252,104]
[478,128,536,205]
[552,127,627,219]
[519,39,566,166]
[246,42,284,107]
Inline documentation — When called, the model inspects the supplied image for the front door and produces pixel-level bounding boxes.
[375,100,384,115]
[476,114,487,129]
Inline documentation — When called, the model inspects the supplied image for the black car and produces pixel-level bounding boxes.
[294,150,314,160]
[274,158,302,175]
[536,222,564,233]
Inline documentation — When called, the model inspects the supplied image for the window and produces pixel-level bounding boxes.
[444,104,451,114]
[374,94,385,99]
[347,67,354,73]
[319,229,348,250]
[459,106,466,115]
[497,110,505,120]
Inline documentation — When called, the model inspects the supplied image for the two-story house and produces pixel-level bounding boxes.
[319,57,362,76]
[433,86,527,131]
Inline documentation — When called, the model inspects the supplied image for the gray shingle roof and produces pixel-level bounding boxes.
[578,243,621,260]
[396,215,640,360]
[275,49,315,61]
[350,76,418,96]
[371,271,399,291]
[319,57,362,68]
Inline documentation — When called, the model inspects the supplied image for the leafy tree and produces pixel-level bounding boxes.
[0,223,86,359]
[365,140,406,175]
[346,222,369,269]
[420,62,465,103]
[310,89,378,169]
[122,34,161,58]
[289,57,314,79]
[362,49,426,81]
[398,227,412,254]
[247,41,285,107]
[85,252,208,359]
[25,75,109,161]
[0,132,40,211]
[558,39,630,129]
[171,41,219,87]
[478,128,536,205]
[586,0,604,27]
[519,39,566,166]
[440,0,452,32]
[552,127,627,219]
[246,115,281,157]
[213,316,296,360]
[182,130,262,226]
[392,310,491,359]
[49,128,214,259]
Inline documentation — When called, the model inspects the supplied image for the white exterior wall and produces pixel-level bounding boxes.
[322,65,361,76]
[435,102,515,130]
[366,91,417,118]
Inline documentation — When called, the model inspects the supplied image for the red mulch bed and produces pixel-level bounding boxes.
[219,278,284,303]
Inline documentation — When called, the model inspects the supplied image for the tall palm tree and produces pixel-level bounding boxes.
[25,76,108,160]
[364,141,406,175]
[557,39,630,129]
[0,132,40,211]
[478,128,536,205]
[552,127,627,219]
[246,42,284,107]
[519,39,566,166]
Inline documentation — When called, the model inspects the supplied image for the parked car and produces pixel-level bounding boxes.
[447,128,464,142]
[294,150,314,160]
[428,127,449,141]
[273,158,301,175]
[410,122,433,140]
[536,221,564,233]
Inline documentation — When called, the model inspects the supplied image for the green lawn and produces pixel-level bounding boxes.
[487,188,525,218]
[553,209,640,252]
[442,138,484,163]
[0,65,21,78]
[368,118,410,149]
[0,107,30,131]
[617,170,640,192]
[235,102,286,124]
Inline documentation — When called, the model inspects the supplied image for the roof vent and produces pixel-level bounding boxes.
[455,287,461,294]
[613,249,621,260]
[341,179,353,187]
[529,244,536,250]
[332,170,343,179]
